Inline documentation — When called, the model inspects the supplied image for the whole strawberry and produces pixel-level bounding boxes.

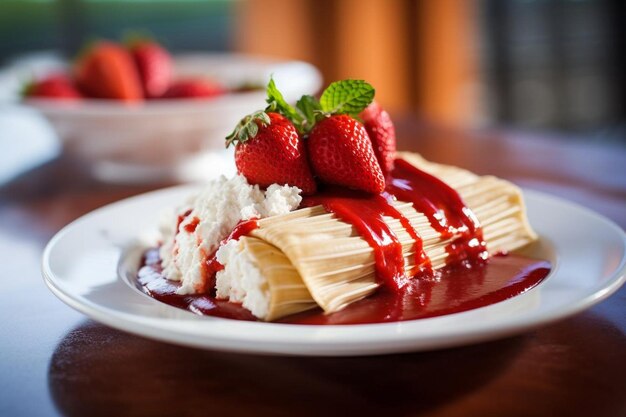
[163,79,226,99]
[308,115,385,194]
[23,74,81,100]
[128,39,172,98]
[360,102,396,176]
[226,111,317,194]
[74,41,143,101]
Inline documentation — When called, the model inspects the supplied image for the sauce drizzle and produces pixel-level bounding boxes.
[303,190,412,291]
[387,158,488,263]
[203,219,259,292]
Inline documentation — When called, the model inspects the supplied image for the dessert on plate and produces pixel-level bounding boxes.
[138,79,551,324]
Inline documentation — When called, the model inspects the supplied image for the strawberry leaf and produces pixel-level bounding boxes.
[246,121,259,138]
[319,79,375,116]
[265,77,303,126]
[296,95,322,133]
[225,110,270,147]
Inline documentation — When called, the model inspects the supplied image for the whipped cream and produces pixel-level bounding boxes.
[160,175,301,297]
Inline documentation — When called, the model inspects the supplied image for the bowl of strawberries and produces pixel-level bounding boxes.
[19,38,322,182]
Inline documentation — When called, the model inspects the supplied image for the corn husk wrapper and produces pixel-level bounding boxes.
[243,152,537,321]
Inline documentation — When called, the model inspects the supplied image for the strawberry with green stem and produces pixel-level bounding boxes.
[225,83,317,194]
[226,78,393,195]
[279,79,386,193]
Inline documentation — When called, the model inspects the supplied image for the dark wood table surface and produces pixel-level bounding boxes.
[1,118,625,417]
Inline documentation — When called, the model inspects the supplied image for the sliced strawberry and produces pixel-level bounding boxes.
[162,79,226,99]
[74,41,143,101]
[227,112,317,194]
[23,74,81,100]
[360,102,396,176]
[308,115,385,194]
[128,40,172,98]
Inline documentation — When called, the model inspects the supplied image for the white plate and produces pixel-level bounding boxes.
[42,187,626,356]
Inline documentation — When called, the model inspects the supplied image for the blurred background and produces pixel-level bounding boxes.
[1,0,624,134]
[0,0,625,184]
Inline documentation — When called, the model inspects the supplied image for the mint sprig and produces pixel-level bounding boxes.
[266,78,375,132]
[319,79,375,117]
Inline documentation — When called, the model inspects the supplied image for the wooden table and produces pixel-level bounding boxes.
[1,119,624,417]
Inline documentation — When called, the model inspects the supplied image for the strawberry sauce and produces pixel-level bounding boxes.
[387,158,488,263]
[137,158,551,324]
[203,219,259,289]
[301,158,488,290]
[138,249,257,321]
[303,190,414,291]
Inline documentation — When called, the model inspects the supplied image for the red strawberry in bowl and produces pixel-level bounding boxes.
[360,102,396,176]
[128,39,172,98]
[308,115,385,194]
[23,74,81,100]
[226,111,317,195]
[163,79,226,99]
[74,41,143,101]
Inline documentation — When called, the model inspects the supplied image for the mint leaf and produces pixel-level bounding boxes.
[265,77,303,125]
[319,80,375,116]
[296,95,322,133]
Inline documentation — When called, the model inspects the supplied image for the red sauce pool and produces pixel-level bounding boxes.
[138,248,550,324]
[280,255,550,324]
[138,248,257,321]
